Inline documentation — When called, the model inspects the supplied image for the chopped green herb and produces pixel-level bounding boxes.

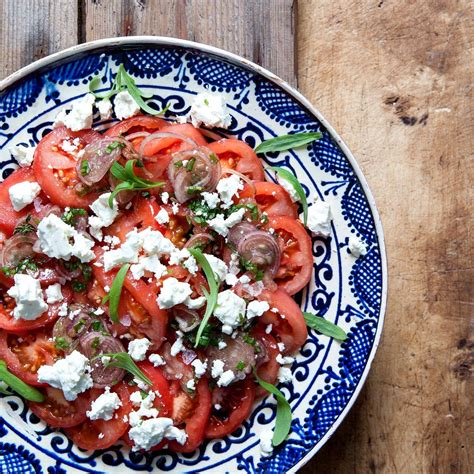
[91,337,100,350]
[185,157,196,171]
[80,159,90,176]
[255,132,323,154]
[209,153,218,163]
[74,318,86,333]
[0,360,44,402]
[303,312,347,341]
[61,208,87,226]
[186,185,203,195]
[182,323,219,348]
[105,140,126,154]
[13,215,35,235]
[107,263,130,323]
[230,203,260,222]
[204,98,210,106]
[71,280,87,292]
[174,160,184,168]
[188,199,220,225]
[54,337,69,350]
[98,352,152,386]
[240,257,264,281]
[236,361,246,371]
[2,257,39,277]
[243,334,261,353]
[91,320,104,331]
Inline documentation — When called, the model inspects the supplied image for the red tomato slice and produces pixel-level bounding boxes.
[265,215,313,295]
[168,378,212,453]
[64,382,133,451]
[0,286,72,333]
[208,139,265,181]
[239,181,298,218]
[252,328,280,398]
[33,127,102,208]
[259,288,308,355]
[205,377,256,438]
[104,115,166,137]
[29,387,100,428]
[0,330,59,386]
[0,167,38,235]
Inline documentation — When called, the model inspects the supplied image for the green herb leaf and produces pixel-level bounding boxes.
[255,132,322,154]
[108,264,130,323]
[303,312,347,341]
[255,374,292,446]
[0,360,44,402]
[98,352,152,386]
[13,215,35,235]
[271,166,308,225]
[105,140,126,154]
[61,208,87,226]
[188,249,218,347]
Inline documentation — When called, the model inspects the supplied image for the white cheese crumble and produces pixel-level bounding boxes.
[246,300,270,319]
[161,192,169,204]
[8,181,41,211]
[210,360,236,387]
[86,387,122,421]
[157,277,204,310]
[37,214,95,263]
[170,332,185,356]
[45,283,63,304]
[7,274,48,320]
[203,254,228,282]
[218,340,227,349]
[37,351,93,401]
[54,93,95,131]
[114,91,140,120]
[186,379,196,391]
[97,98,113,120]
[130,254,166,280]
[277,174,300,202]
[348,235,368,257]
[128,338,151,361]
[265,324,273,334]
[182,255,198,275]
[208,208,245,237]
[305,200,332,237]
[155,208,170,225]
[277,366,293,384]
[213,290,247,334]
[128,417,187,451]
[61,138,80,154]
[88,193,119,241]
[216,175,244,209]
[201,192,220,209]
[260,430,274,457]
[191,359,207,378]
[187,92,232,129]
[9,144,35,167]
[149,354,166,367]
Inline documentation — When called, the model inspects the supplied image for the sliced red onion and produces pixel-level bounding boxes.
[1,234,36,268]
[181,349,197,365]
[52,305,95,352]
[138,132,198,157]
[168,147,222,203]
[160,342,193,383]
[76,137,127,186]
[55,262,82,281]
[238,231,281,277]
[184,233,214,250]
[126,131,151,141]
[206,337,256,376]
[78,332,125,388]
[170,306,200,333]
[227,222,258,248]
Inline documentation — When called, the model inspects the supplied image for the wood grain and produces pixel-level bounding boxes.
[82,0,297,85]
[298,1,473,473]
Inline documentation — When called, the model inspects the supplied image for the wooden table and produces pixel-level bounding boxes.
[1,1,472,472]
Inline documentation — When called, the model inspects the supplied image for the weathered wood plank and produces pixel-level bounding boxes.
[82,0,297,85]
[298,1,473,472]
[0,0,78,78]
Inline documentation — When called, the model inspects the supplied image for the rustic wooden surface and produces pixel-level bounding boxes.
[1,1,472,473]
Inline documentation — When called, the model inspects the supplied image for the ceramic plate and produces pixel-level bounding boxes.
[0,37,387,474]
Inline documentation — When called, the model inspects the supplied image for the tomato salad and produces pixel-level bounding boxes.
[0,66,349,456]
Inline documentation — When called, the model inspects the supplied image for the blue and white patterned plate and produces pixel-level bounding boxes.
[0,37,387,473]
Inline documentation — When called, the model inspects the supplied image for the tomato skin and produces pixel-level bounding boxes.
[265,215,313,295]
[0,167,38,235]
[65,382,132,451]
[0,330,59,386]
[33,127,102,208]
[259,288,308,355]
[205,377,256,439]
[104,115,166,137]
[239,181,298,218]
[208,139,265,181]
[252,328,280,398]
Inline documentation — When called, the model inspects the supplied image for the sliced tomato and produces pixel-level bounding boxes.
[239,181,297,218]
[33,127,102,208]
[252,328,280,398]
[104,115,166,137]
[205,377,256,438]
[163,205,192,248]
[259,288,308,355]
[64,382,132,451]
[264,215,312,295]
[168,378,212,453]
[29,387,100,428]
[0,285,72,333]
[208,139,265,181]
[0,330,59,386]
[0,167,38,235]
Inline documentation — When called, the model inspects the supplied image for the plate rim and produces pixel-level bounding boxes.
[0,35,388,472]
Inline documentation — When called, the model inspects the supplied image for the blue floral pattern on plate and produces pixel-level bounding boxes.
[0,40,386,474]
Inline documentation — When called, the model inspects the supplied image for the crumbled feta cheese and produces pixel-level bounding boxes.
[37,351,93,401]
[277,366,293,383]
[246,300,270,319]
[114,91,140,120]
[128,417,187,451]
[186,379,196,391]
[182,255,198,275]
[61,138,79,154]
[98,432,105,439]
[277,174,300,202]
[155,208,170,225]
[208,208,245,237]
[201,192,220,209]
[58,302,68,317]
[265,324,273,334]
[8,181,41,211]
[216,175,244,209]
[276,353,295,365]
[277,342,286,352]
[86,387,122,421]
[214,290,246,334]
[187,92,232,129]
[218,340,227,350]
[171,202,180,214]
[157,278,193,309]
[7,274,48,320]
[103,229,142,271]
[306,200,332,237]
[203,254,228,282]
[161,192,169,204]
[89,193,119,241]
[130,254,166,280]
[45,283,63,304]
[149,354,166,367]
[168,247,190,266]
[97,98,113,120]
[128,338,151,361]
[170,333,185,356]
[348,235,368,257]
[211,359,225,379]
[104,234,121,247]
[191,359,207,378]
[37,214,95,263]
[9,144,35,167]
[54,94,95,131]
[260,430,274,457]
[94,307,105,316]
[129,391,143,406]
[214,403,222,410]
[224,273,238,286]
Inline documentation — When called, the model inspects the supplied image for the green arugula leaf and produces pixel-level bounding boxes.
[271,166,308,225]
[108,264,130,323]
[0,360,44,402]
[188,249,219,347]
[303,312,347,341]
[98,352,152,386]
[255,132,322,154]
[255,374,292,446]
